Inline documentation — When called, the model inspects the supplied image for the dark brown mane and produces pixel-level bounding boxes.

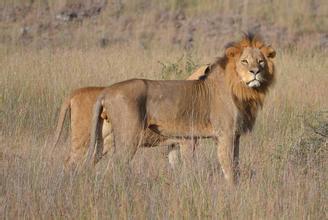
[202,32,267,79]
[199,32,275,132]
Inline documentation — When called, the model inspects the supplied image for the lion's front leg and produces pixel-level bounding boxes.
[233,134,240,182]
[216,132,240,185]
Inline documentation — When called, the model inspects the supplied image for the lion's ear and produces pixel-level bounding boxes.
[225,46,240,58]
[263,46,276,59]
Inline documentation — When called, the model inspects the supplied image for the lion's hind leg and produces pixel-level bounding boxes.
[106,101,145,166]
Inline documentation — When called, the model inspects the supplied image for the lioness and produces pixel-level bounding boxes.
[88,33,276,185]
[52,65,208,167]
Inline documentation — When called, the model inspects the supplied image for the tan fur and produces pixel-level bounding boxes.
[88,33,276,185]
[52,87,110,167]
[186,65,210,80]
[52,66,208,167]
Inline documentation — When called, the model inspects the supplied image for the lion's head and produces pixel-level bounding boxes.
[223,32,276,102]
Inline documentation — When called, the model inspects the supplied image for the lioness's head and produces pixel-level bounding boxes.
[225,33,276,89]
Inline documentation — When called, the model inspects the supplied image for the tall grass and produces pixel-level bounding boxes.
[1,1,327,218]
[0,38,327,219]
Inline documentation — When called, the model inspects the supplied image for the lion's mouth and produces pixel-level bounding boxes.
[247,79,261,88]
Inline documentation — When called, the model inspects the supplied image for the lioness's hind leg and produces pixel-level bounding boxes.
[66,134,89,168]
[102,120,115,158]
[65,147,86,170]
[94,118,104,164]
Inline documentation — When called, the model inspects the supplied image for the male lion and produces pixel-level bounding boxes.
[52,66,208,167]
[88,33,276,185]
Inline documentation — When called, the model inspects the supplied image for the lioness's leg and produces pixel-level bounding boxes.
[94,112,116,163]
[66,133,89,168]
[168,144,181,168]
[66,106,90,168]
[66,95,94,168]
[94,118,104,164]
[102,120,114,157]
[216,133,240,185]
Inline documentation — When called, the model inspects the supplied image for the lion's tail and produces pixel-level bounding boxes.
[52,97,71,150]
[87,93,105,165]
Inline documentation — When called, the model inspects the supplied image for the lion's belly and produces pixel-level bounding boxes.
[145,82,214,138]
[147,119,214,138]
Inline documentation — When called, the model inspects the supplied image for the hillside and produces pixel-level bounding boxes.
[1,0,328,50]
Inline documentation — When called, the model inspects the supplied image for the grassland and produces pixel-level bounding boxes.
[1,0,328,219]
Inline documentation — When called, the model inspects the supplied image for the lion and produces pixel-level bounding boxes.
[87,32,276,185]
[52,65,209,167]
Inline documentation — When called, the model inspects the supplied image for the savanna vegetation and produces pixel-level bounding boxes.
[0,0,327,219]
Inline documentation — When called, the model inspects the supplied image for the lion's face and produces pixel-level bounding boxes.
[236,47,267,88]
[226,45,276,89]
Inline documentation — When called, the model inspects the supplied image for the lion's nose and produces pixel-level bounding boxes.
[250,67,260,75]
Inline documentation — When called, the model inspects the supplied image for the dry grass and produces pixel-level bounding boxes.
[1,0,328,219]
[1,42,327,219]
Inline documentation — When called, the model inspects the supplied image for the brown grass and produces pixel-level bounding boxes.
[1,43,327,219]
[1,1,328,219]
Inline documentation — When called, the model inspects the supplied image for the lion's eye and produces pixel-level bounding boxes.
[241,59,248,64]
[259,60,265,65]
